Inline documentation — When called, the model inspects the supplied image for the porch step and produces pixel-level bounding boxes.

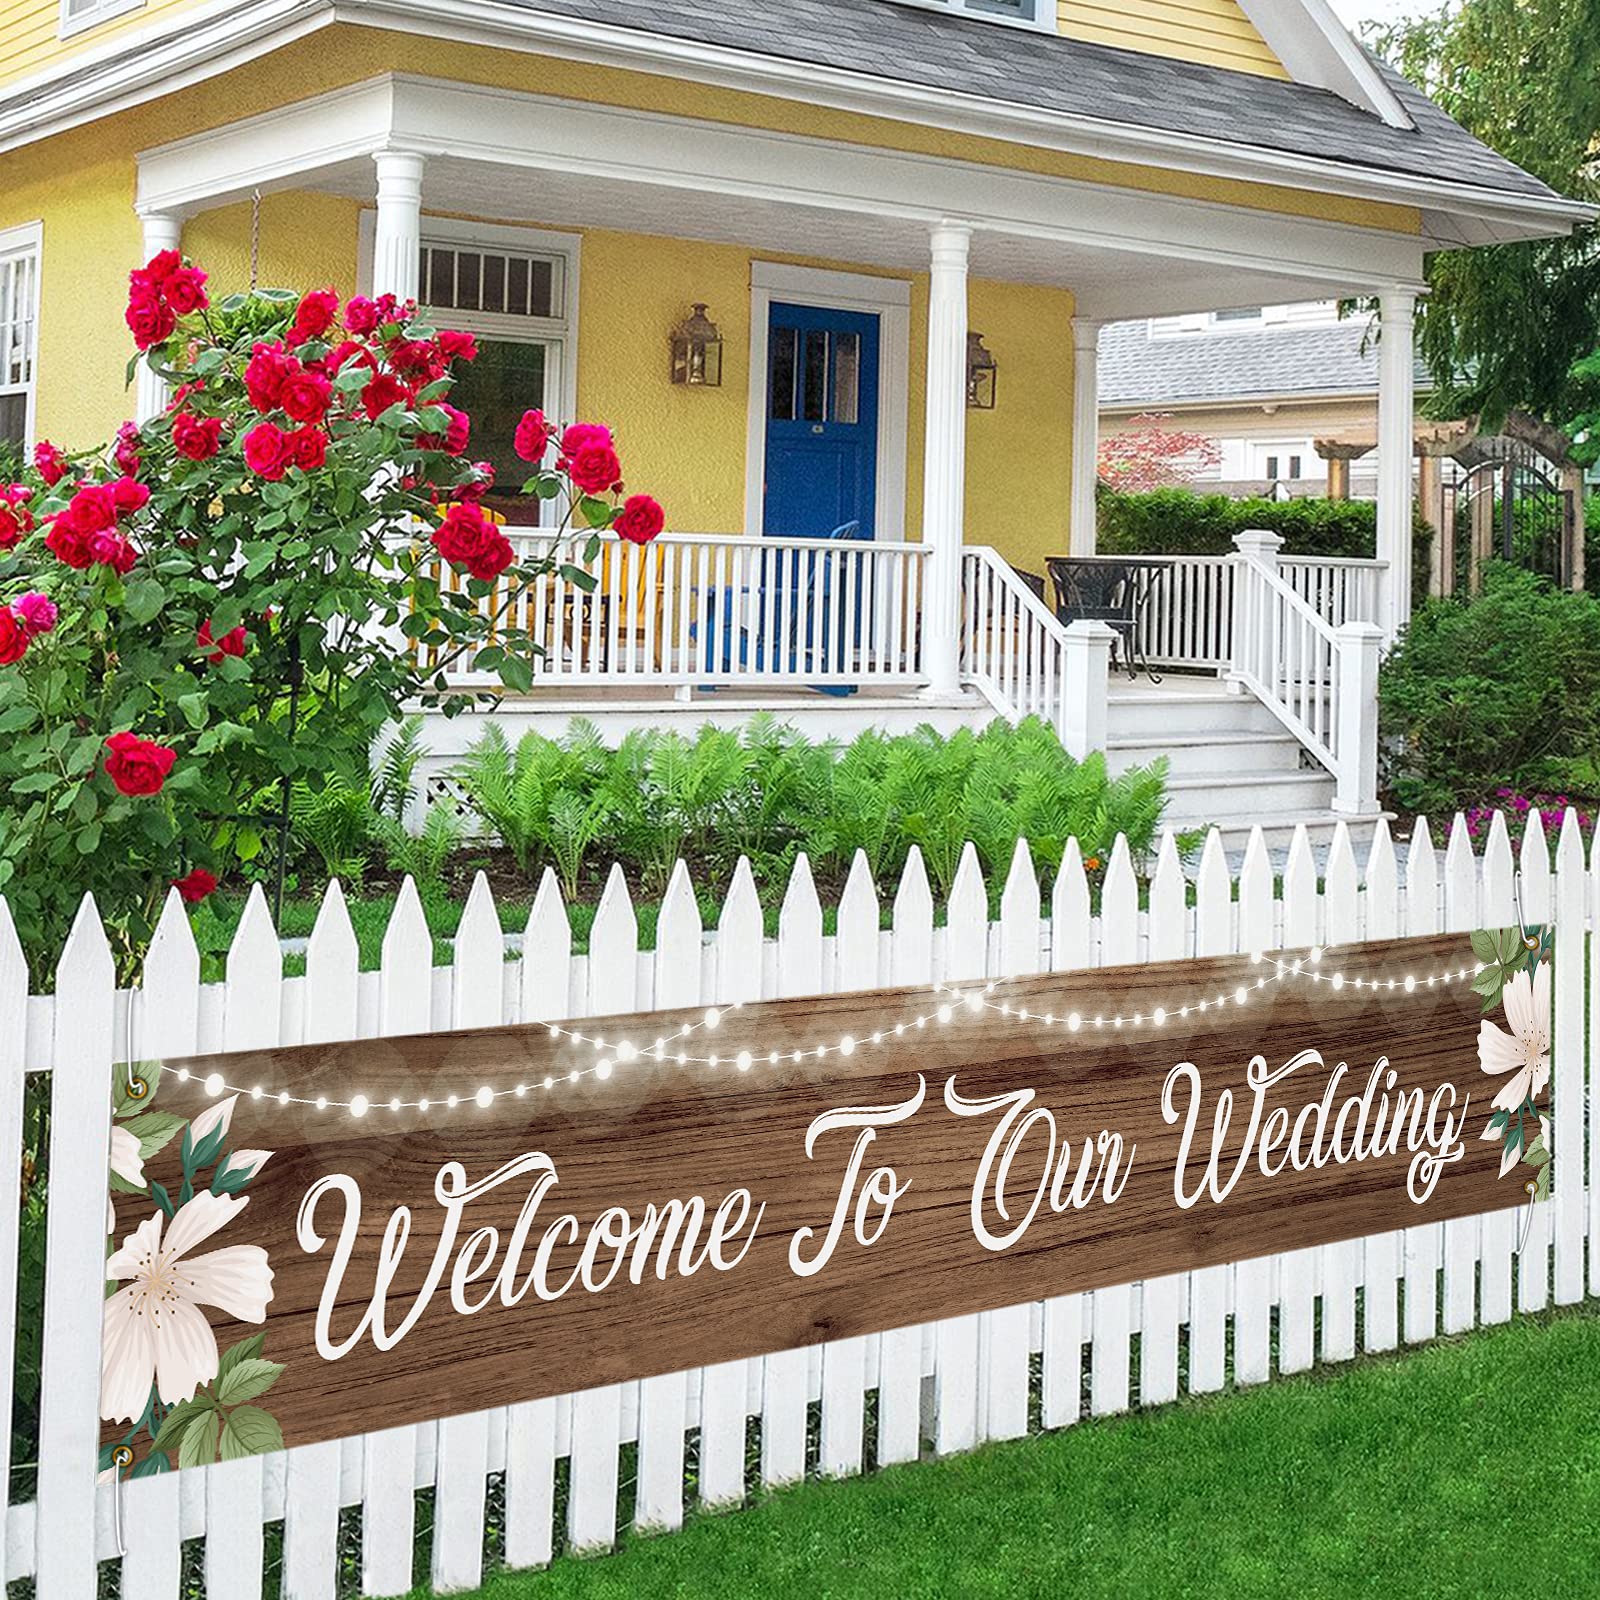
[1105,685,1286,740]
[1163,770,1338,828]
[1108,728,1305,779]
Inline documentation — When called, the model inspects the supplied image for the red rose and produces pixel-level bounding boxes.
[173,867,218,904]
[63,483,118,534]
[125,282,176,350]
[44,515,92,569]
[163,266,209,316]
[514,409,551,464]
[172,412,224,461]
[614,493,665,546]
[143,249,182,283]
[421,403,471,456]
[197,619,248,663]
[32,441,67,486]
[0,501,33,549]
[112,422,141,475]
[568,443,623,496]
[111,477,148,515]
[438,329,478,363]
[327,340,375,376]
[103,731,176,797]
[280,370,332,425]
[388,338,439,378]
[361,373,410,422]
[0,608,26,666]
[88,530,139,575]
[432,503,515,582]
[289,426,327,471]
[456,462,494,504]
[560,422,613,458]
[244,342,296,413]
[242,421,294,481]
[288,288,340,346]
[343,297,379,335]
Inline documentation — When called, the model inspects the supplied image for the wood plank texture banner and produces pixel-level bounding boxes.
[99,929,1552,1474]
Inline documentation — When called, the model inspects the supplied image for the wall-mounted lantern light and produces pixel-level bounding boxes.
[670,303,724,388]
[967,331,998,410]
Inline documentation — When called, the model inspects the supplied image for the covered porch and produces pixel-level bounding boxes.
[133,70,1428,820]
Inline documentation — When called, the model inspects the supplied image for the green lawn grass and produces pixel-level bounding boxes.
[436,1306,1600,1600]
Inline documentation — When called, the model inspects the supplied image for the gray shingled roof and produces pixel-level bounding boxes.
[502,0,1559,201]
[1099,313,1433,408]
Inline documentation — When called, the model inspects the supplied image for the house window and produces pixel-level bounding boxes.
[59,0,145,39]
[0,225,41,457]
[895,0,1053,30]
[402,222,579,524]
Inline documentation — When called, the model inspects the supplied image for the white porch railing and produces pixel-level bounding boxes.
[1068,553,1386,672]
[415,531,930,690]
[959,545,1076,733]
[1230,532,1383,813]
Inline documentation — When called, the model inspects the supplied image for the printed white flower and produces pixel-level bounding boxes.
[107,1123,147,1234]
[99,1190,273,1424]
[1477,964,1551,1114]
[188,1093,238,1148]
[218,1149,271,1184]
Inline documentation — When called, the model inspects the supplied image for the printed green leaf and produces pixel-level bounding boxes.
[1496,927,1525,963]
[130,1452,171,1479]
[1536,1164,1551,1202]
[151,1395,217,1454]
[215,1358,284,1407]
[1470,929,1500,964]
[218,1406,284,1462]
[216,1332,266,1384]
[113,1062,163,1117]
[120,1110,186,1164]
[177,1411,221,1469]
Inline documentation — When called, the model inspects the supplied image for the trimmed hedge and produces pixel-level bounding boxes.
[1097,488,1380,559]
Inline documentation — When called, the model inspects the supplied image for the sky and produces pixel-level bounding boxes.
[1328,0,1444,30]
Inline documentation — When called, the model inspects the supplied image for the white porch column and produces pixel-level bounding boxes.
[1376,288,1417,643]
[1069,317,1101,556]
[372,150,426,303]
[921,221,971,699]
[133,210,182,423]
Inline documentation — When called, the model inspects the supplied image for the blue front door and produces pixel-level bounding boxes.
[763,302,880,539]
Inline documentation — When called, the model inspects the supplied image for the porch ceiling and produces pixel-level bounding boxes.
[137,73,1429,321]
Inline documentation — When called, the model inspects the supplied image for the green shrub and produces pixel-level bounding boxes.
[1378,565,1600,814]
[450,716,1176,900]
[1097,488,1381,559]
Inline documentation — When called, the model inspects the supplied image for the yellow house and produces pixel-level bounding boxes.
[0,0,1584,841]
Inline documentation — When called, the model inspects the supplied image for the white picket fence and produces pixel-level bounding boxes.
[3,808,1595,1599]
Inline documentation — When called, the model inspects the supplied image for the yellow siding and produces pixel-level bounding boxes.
[0,0,208,91]
[1057,0,1288,78]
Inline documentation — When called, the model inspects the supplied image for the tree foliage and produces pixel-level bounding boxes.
[1371,0,1600,431]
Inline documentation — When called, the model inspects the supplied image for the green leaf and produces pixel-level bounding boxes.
[234,826,264,863]
[1469,929,1500,964]
[217,1333,267,1385]
[218,1406,284,1462]
[176,1411,221,1469]
[123,579,167,624]
[498,656,534,693]
[113,1060,162,1117]
[152,1396,216,1455]
[178,692,210,730]
[120,1110,186,1164]
[215,1358,284,1407]
[75,823,102,856]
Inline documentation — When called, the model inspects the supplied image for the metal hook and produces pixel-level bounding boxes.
[122,983,151,1105]
[110,1445,134,1556]
[1513,1179,1539,1257]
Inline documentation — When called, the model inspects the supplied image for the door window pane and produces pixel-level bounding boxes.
[832,332,860,426]
[769,327,798,421]
[802,329,829,421]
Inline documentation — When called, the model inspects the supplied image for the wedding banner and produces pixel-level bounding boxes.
[98,926,1553,1476]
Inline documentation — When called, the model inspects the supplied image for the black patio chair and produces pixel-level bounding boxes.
[1045,557,1164,682]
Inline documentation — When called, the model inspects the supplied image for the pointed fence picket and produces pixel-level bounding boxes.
[6,814,1598,1600]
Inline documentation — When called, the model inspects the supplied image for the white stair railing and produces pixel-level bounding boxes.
[1230,530,1382,815]
[959,546,1113,757]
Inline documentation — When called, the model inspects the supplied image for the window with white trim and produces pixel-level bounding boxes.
[895,0,1053,30]
[0,225,41,455]
[59,0,145,39]
[409,222,579,524]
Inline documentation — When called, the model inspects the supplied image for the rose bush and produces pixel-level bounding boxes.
[0,255,664,977]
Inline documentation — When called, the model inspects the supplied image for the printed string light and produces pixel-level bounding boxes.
[162,947,1487,1119]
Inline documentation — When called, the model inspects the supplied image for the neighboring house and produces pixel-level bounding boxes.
[0,0,1586,844]
[1099,301,1435,499]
